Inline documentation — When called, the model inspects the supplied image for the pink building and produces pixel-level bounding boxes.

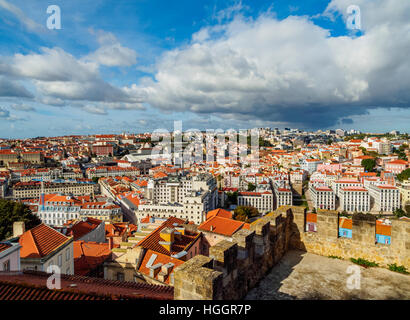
[317,163,342,173]
[385,160,408,174]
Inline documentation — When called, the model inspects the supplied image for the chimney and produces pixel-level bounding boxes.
[108,237,114,250]
[13,221,25,238]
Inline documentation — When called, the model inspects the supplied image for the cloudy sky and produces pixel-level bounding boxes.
[0,0,409,138]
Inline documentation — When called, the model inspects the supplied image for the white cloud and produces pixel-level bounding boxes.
[85,30,137,67]
[134,0,410,128]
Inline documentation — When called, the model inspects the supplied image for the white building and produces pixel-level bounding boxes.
[310,185,336,210]
[301,159,323,175]
[368,184,400,213]
[237,191,274,213]
[339,186,370,212]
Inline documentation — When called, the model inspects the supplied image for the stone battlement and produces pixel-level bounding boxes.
[173,206,409,300]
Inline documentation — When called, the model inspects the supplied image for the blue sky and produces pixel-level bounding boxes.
[0,0,409,138]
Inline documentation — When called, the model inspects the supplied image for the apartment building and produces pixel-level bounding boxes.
[399,180,410,207]
[385,159,408,174]
[37,194,122,227]
[339,186,370,212]
[301,159,323,175]
[86,166,140,179]
[332,179,362,197]
[237,191,274,213]
[135,190,212,225]
[368,184,401,213]
[273,187,292,209]
[12,181,97,199]
[310,185,336,210]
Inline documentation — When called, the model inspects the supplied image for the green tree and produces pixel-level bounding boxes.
[247,183,256,192]
[233,206,259,222]
[361,158,376,172]
[397,168,410,182]
[393,208,409,218]
[92,177,100,184]
[0,199,41,240]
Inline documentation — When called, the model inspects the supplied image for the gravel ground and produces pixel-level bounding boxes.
[245,250,410,300]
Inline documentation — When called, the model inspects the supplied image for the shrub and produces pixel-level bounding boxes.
[388,263,409,274]
[350,258,379,268]
[328,255,343,260]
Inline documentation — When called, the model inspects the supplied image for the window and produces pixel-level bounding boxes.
[58,254,62,267]
[2,260,10,271]
[66,248,70,261]
[117,272,125,281]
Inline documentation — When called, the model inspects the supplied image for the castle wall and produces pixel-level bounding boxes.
[173,205,410,300]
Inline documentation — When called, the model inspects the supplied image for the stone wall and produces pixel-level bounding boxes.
[290,208,410,269]
[173,209,294,300]
[173,206,410,300]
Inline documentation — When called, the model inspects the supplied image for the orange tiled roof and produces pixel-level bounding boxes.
[19,224,72,259]
[0,270,173,300]
[339,218,352,229]
[73,241,111,276]
[137,217,199,256]
[138,249,184,284]
[206,208,232,220]
[0,243,12,254]
[198,216,248,237]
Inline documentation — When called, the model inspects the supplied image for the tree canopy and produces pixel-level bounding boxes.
[247,183,256,192]
[233,205,259,222]
[0,199,41,241]
[397,168,410,182]
[361,158,376,172]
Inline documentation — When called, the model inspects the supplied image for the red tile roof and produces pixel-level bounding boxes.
[73,241,111,276]
[206,208,232,220]
[0,270,173,300]
[137,217,199,256]
[0,243,11,254]
[66,218,103,240]
[339,217,352,229]
[198,216,248,237]
[138,249,184,284]
[19,224,72,259]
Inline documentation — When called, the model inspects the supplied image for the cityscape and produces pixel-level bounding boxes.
[0,0,409,309]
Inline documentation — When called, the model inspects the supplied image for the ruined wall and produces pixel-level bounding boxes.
[173,206,410,300]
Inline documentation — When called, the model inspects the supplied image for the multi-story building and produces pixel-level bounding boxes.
[310,185,336,210]
[237,191,274,213]
[0,150,19,166]
[301,159,323,175]
[368,184,401,213]
[37,194,122,227]
[273,187,292,209]
[385,160,408,174]
[12,180,97,199]
[332,179,362,197]
[399,180,410,208]
[86,166,140,179]
[339,186,370,212]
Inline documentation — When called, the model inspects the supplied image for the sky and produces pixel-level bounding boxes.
[0,0,409,138]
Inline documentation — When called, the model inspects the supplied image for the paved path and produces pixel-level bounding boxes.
[245,250,410,300]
